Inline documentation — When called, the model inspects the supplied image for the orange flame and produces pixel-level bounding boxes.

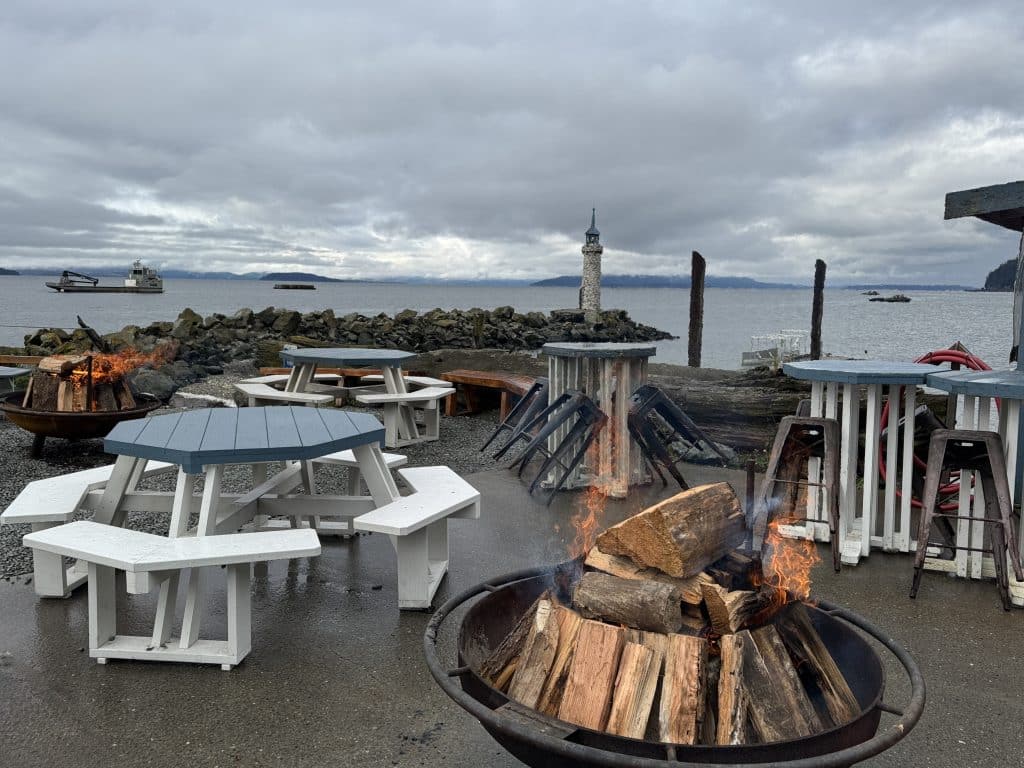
[752,518,820,618]
[567,425,620,559]
[70,344,178,385]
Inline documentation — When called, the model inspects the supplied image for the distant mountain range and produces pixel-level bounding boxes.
[842,283,974,291]
[531,274,804,288]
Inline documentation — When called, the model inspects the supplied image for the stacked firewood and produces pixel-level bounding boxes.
[479,482,860,745]
[22,354,136,412]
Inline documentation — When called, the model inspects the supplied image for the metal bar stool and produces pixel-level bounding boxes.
[754,416,842,572]
[626,384,728,490]
[505,391,608,505]
[480,377,549,455]
[911,429,1024,610]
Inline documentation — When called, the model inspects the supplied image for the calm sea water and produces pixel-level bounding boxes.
[0,276,1012,370]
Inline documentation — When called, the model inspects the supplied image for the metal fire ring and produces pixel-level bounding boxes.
[424,565,926,768]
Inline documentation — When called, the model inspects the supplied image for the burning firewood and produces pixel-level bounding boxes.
[557,619,626,731]
[659,634,707,744]
[507,598,560,708]
[584,544,709,606]
[476,482,859,748]
[773,602,860,727]
[701,582,781,635]
[595,482,745,578]
[572,571,683,634]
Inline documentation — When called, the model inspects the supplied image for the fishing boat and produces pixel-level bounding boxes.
[740,330,809,370]
[868,294,911,303]
[45,261,163,293]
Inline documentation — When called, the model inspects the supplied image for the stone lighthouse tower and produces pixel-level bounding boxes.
[581,208,603,323]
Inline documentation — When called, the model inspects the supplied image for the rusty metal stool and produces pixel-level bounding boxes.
[753,416,841,572]
[505,390,608,505]
[626,384,728,490]
[480,377,549,456]
[910,429,1024,610]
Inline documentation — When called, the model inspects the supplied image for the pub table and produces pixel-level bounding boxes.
[926,368,1024,604]
[541,341,656,498]
[783,360,937,564]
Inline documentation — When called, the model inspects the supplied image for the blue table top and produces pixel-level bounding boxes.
[280,347,415,368]
[927,368,1024,398]
[542,342,657,359]
[783,360,938,385]
[105,407,385,474]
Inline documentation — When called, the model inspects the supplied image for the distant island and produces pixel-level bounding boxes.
[984,258,1016,291]
[0,267,18,276]
[530,274,803,289]
[260,271,351,283]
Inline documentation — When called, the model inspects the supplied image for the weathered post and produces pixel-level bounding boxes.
[688,251,706,368]
[810,259,826,360]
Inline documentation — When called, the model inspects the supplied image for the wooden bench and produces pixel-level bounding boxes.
[259,367,429,387]
[2,461,176,596]
[353,466,479,609]
[440,369,537,420]
[234,382,335,407]
[356,386,454,448]
[22,521,321,669]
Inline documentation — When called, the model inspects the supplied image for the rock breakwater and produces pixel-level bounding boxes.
[22,306,674,400]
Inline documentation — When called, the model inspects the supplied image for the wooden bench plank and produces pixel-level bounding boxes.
[440,369,536,419]
[360,374,450,388]
[2,461,175,524]
[353,467,479,535]
[23,521,322,571]
[234,382,334,406]
[356,386,453,405]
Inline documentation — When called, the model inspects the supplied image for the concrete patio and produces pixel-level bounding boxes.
[1,463,1022,767]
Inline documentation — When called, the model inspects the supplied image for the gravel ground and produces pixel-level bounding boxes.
[0,373,502,581]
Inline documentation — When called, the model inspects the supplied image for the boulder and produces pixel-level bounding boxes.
[128,368,178,402]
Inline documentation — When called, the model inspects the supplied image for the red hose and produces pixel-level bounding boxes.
[878,349,992,509]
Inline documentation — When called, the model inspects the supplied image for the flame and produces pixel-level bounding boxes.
[752,518,820,619]
[69,344,177,385]
[567,425,619,559]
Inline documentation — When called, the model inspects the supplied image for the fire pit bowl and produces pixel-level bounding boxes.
[0,390,162,456]
[425,561,925,768]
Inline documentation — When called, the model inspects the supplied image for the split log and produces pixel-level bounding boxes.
[38,355,89,375]
[479,594,545,687]
[536,606,583,716]
[71,381,87,411]
[507,599,560,709]
[659,634,707,745]
[606,642,660,739]
[717,632,753,745]
[585,545,709,605]
[29,371,59,410]
[702,583,779,635]
[746,625,822,742]
[774,602,860,727]
[96,383,118,412]
[557,620,626,731]
[573,571,682,634]
[595,482,746,578]
[115,379,136,409]
[57,380,73,411]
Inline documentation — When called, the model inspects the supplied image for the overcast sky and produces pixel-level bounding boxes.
[1,1,1022,284]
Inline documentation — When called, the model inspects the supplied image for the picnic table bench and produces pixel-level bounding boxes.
[440,369,537,420]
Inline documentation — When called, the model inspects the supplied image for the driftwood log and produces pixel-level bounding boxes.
[573,571,683,634]
[596,483,746,578]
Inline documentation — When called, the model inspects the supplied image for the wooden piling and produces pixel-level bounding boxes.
[810,259,826,360]
[688,251,706,368]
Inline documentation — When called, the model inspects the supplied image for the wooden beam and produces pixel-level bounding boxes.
[944,180,1024,232]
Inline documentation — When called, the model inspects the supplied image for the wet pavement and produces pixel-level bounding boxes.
[1,464,1022,767]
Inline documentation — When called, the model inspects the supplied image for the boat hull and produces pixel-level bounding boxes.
[45,283,163,293]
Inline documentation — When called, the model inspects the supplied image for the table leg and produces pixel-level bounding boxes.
[882,384,900,551]
[180,464,223,649]
[383,365,418,443]
[803,382,824,540]
[352,444,400,506]
[899,386,917,552]
[1003,400,1022,558]
[972,398,993,580]
[251,463,268,530]
[839,384,861,564]
[90,455,142,527]
[152,467,196,646]
[286,363,315,393]
[955,396,977,579]
[859,384,882,558]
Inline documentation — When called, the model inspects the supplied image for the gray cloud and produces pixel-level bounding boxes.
[0,1,1021,283]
